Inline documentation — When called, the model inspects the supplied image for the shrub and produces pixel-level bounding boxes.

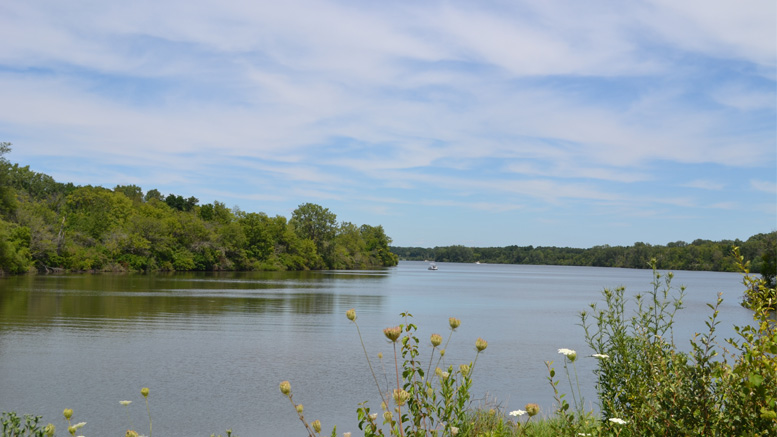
[581,252,777,436]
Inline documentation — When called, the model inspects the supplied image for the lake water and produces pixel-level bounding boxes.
[0,261,754,436]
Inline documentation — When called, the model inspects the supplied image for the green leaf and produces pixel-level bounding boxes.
[749,373,764,387]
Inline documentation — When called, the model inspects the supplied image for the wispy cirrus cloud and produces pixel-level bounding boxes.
[0,0,773,247]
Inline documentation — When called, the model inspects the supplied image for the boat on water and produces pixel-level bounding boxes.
[428,263,438,270]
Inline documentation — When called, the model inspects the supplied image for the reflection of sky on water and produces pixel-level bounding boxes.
[0,262,755,435]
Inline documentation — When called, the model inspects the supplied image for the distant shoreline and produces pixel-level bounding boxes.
[391,232,776,274]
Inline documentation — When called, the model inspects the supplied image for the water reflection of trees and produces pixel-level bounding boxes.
[0,272,387,330]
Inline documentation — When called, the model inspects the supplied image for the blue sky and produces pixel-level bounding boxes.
[1,0,775,248]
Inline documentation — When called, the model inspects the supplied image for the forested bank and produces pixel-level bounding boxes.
[0,144,398,274]
[392,232,777,276]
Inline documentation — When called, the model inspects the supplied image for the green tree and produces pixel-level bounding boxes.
[144,188,164,202]
[114,184,144,203]
[360,224,398,266]
[333,221,367,269]
[200,201,232,224]
[239,212,275,262]
[0,218,32,274]
[65,186,133,241]
[0,142,18,216]
[290,203,337,267]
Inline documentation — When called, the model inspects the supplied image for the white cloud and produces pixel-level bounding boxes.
[638,0,776,68]
[751,179,777,194]
[1,0,774,246]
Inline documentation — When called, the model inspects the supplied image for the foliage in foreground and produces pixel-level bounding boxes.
[281,250,775,436]
[579,250,776,436]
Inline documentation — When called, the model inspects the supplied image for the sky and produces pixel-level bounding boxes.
[1,0,775,248]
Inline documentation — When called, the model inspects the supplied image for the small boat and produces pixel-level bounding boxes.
[428,263,438,270]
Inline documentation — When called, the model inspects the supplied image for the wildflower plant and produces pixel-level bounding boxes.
[120,400,133,432]
[347,310,487,436]
[1,411,51,437]
[279,380,327,437]
[581,252,777,436]
[140,387,152,437]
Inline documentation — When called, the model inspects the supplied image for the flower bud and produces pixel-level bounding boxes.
[378,352,383,359]
[448,317,461,330]
[63,409,73,420]
[435,367,443,377]
[441,371,450,380]
[459,364,470,376]
[344,433,352,437]
[383,411,393,421]
[279,380,291,396]
[369,413,378,421]
[430,333,442,347]
[475,337,488,352]
[346,308,356,322]
[311,419,321,433]
[439,349,446,357]
[141,387,150,398]
[125,431,139,437]
[383,326,401,342]
[393,388,410,406]
[296,404,304,414]
[43,424,55,437]
[525,403,540,417]
[426,387,434,398]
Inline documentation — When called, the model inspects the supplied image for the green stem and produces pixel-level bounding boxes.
[426,345,437,382]
[564,359,579,411]
[433,330,454,371]
[393,342,405,437]
[573,361,583,413]
[470,351,482,377]
[145,397,152,437]
[354,320,389,407]
[287,394,315,437]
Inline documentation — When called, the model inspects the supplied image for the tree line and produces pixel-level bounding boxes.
[0,143,398,274]
[392,233,777,278]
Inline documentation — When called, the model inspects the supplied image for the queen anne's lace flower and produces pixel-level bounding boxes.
[592,353,609,359]
[609,418,628,425]
[509,410,526,417]
[558,348,577,361]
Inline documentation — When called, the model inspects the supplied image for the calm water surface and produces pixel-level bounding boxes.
[0,262,752,436]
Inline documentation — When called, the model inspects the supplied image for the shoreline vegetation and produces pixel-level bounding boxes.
[0,143,398,276]
[390,230,776,275]
[1,144,774,278]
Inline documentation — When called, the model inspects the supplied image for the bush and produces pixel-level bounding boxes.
[581,252,777,436]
